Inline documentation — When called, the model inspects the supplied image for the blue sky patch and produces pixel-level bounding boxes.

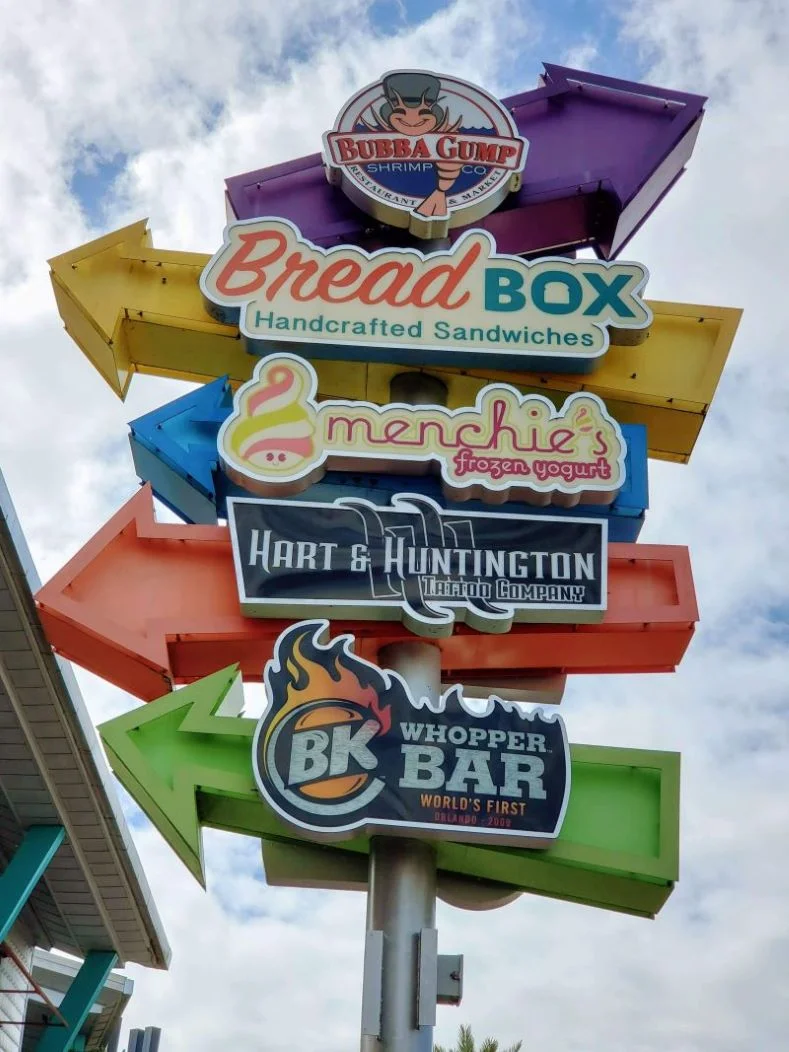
[369,0,448,30]
[69,146,128,227]
[65,3,653,267]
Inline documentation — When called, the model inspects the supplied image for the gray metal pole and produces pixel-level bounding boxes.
[362,640,441,1052]
[388,371,447,408]
[359,370,449,1052]
[417,237,452,255]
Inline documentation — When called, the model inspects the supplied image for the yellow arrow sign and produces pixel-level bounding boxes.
[49,221,740,463]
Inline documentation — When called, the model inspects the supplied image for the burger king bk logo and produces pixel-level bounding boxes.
[323,69,528,238]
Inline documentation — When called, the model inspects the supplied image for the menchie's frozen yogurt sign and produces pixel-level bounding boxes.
[218,353,627,506]
[201,218,651,374]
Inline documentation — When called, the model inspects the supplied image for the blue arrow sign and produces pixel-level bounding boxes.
[129,378,648,539]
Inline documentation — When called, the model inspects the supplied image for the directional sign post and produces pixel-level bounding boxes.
[39,55,728,1052]
[48,220,741,462]
[97,626,680,915]
[34,484,698,702]
[226,63,707,260]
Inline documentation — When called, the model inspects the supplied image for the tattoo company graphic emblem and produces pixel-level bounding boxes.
[323,69,528,237]
[218,353,627,506]
[253,620,571,844]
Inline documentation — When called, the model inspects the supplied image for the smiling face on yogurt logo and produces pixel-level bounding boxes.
[323,69,529,238]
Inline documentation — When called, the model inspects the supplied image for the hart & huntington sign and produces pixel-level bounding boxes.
[227,493,606,636]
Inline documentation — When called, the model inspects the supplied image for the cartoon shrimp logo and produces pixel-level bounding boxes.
[324,69,528,238]
[359,72,464,221]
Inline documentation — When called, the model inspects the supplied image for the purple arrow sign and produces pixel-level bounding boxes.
[225,63,705,260]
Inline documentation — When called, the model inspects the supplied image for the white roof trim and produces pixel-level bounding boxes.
[0,469,170,968]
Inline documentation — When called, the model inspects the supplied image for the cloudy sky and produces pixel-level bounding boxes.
[2,0,788,1048]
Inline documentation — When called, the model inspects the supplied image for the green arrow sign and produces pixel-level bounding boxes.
[98,669,680,918]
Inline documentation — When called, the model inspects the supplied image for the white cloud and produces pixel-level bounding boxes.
[560,39,600,69]
[2,0,789,1049]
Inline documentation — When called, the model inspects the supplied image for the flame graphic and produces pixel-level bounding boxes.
[262,623,392,803]
[267,626,392,734]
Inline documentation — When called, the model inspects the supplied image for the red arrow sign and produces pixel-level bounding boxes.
[35,486,697,701]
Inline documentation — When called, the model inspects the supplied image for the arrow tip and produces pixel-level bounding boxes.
[48,219,152,270]
[49,220,153,402]
[98,662,246,887]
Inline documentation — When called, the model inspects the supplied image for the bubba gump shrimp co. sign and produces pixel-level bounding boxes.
[322,68,528,238]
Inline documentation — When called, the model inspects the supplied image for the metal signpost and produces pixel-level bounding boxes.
[362,641,441,1052]
[38,60,736,1052]
[364,379,503,1051]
